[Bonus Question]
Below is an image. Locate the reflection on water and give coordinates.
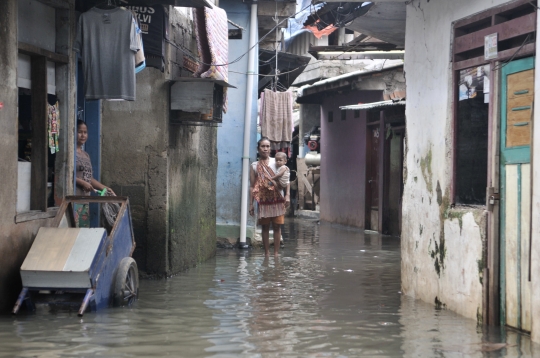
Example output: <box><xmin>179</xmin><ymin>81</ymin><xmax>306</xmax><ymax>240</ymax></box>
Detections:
<box><xmin>0</xmin><ymin>219</ymin><xmax>537</xmax><ymax>357</ymax></box>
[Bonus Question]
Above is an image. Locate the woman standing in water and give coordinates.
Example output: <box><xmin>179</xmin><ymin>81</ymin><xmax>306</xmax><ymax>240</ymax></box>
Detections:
<box><xmin>249</xmin><ymin>137</ymin><xmax>290</xmax><ymax>256</ymax></box>
<box><xmin>75</xmin><ymin>120</ymin><xmax>114</xmax><ymax>227</ymax></box>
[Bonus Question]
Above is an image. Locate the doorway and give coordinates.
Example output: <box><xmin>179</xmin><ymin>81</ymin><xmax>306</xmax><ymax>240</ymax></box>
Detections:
<box><xmin>365</xmin><ymin>117</ymin><xmax>380</xmax><ymax>231</ymax></box>
<box><xmin>76</xmin><ymin>62</ymin><xmax>101</xmax><ymax>226</ymax></box>
<box><xmin>364</xmin><ymin>107</ymin><xmax>405</xmax><ymax>235</ymax></box>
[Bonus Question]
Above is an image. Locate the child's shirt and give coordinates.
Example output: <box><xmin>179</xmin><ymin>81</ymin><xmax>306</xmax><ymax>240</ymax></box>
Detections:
<box><xmin>276</xmin><ymin>166</ymin><xmax>290</xmax><ymax>188</ymax></box>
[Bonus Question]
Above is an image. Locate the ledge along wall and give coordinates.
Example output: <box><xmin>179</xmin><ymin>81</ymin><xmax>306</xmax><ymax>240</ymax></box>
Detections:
<box><xmin>216</xmin><ymin>0</ymin><xmax>258</xmax><ymax>242</ymax></box>
<box><xmin>401</xmin><ymin>0</ymin><xmax>512</xmax><ymax>322</ymax></box>
<box><xmin>0</xmin><ymin>0</ymin><xmax>76</xmax><ymax>312</ymax></box>
<box><xmin>101</xmin><ymin>8</ymin><xmax>216</xmax><ymax>277</ymax></box>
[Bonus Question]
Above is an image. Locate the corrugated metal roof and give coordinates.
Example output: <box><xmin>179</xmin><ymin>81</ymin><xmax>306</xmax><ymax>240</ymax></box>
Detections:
<box><xmin>340</xmin><ymin>99</ymin><xmax>405</xmax><ymax>111</ymax></box>
<box><xmin>298</xmin><ymin>62</ymin><xmax>403</xmax><ymax>96</ymax></box>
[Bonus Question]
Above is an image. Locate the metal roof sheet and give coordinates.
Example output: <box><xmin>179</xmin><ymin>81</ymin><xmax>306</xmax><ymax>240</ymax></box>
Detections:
<box><xmin>340</xmin><ymin>99</ymin><xmax>405</xmax><ymax>111</ymax></box>
<box><xmin>298</xmin><ymin>62</ymin><xmax>403</xmax><ymax>96</ymax></box>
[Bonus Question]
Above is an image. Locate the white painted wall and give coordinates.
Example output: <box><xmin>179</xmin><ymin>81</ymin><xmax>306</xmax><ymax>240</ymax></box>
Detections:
<box><xmin>402</xmin><ymin>0</ymin><xmax>510</xmax><ymax>322</ymax></box>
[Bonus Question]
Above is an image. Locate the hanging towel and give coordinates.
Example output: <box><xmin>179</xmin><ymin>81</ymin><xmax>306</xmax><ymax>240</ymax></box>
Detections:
<box><xmin>260</xmin><ymin>89</ymin><xmax>293</xmax><ymax>150</ymax></box>
<box><xmin>193</xmin><ymin>4</ymin><xmax>229</xmax><ymax>112</ymax></box>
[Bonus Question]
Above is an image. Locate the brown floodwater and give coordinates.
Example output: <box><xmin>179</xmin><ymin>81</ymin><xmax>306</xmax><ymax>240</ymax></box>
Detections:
<box><xmin>0</xmin><ymin>218</ymin><xmax>537</xmax><ymax>357</ymax></box>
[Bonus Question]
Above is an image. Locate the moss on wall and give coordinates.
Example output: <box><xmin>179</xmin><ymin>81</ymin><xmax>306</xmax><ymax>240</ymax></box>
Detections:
<box><xmin>168</xmin><ymin>126</ymin><xmax>217</xmax><ymax>275</ymax></box>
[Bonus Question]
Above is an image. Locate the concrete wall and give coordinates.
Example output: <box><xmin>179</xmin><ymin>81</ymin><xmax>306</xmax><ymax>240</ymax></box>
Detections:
<box><xmin>169</xmin><ymin>126</ymin><xmax>217</xmax><ymax>272</ymax></box>
<box><xmin>216</xmin><ymin>0</ymin><xmax>258</xmax><ymax>241</ymax></box>
<box><xmin>0</xmin><ymin>0</ymin><xmax>76</xmax><ymax>312</ymax></box>
<box><xmin>0</xmin><ymin>0</ymin><xmax>29</xmax><ymax>313</ymax></box>
<box><xmin>319</xmin><ymin>90</ymin><xmax>382</xmax><ymax>227</ymax></box>
<box><xmin>101</xmin><ymin>7</ymin><xmax>216</xmax><ymax>277</ymax></box>
<box><xmin>402</xmin><ymin>0</ymin><xmax>507</xmax><ymax>322</ymax></box>
<box><xmin>101</xmin><ymin>67</ymin><xmax>170</xmax><ymax>275</ymax></box>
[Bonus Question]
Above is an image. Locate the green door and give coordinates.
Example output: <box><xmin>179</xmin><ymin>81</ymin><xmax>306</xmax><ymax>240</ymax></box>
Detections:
<box><xmin>500</xmin><ymin>57</ymin><xmax>534</xmax><ymax>331</ymax></box>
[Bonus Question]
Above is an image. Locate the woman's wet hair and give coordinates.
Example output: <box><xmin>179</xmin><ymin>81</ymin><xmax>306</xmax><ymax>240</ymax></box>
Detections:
<box><xmin>77</xmin><ymin>120</ymin><xmax>87</xmax><ymax>129</ymax></box>
<box><xmin>257</xmin><ymin>137</ymin><xmax>270</xmax><ymax>149</ymax></box>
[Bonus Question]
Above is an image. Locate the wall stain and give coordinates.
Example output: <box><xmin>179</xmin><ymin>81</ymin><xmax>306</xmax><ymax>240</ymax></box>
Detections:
<box><xmin>436</xmin><ymin>180</ymin><xmax>442</xmax><ymax>206</ymax></box>
<box><xmin>420</xmin><ymin>146</ymin><xmax>433</xmax><ymax>193</ymax></box>
<box><xmin>445</xmin><ymin>210</ymin><xmax>464</xmax><ymax>234</ymax></box>
<box><xmin>428</xmin><ymin>233</ymin><xmax>444</xmax><ymax>277</ymax></box>
<box><xmin>430</xmin><ymin>185</ymin><xmax>450</xmax><ymax>278</ymax></box>
<box><xmin>476</xmin><ymin>258</ymin><xmax>484</xmax><ymax>285</ymax></box>
<box><xmin>477</xmin><ymin>307</ymin><xmax>483</xmax><ymax>325</ymax></box>
<box><xmin>434</xmin><ymin>296</ymin><xmax>446</xmax><ymax>309</ymax></box>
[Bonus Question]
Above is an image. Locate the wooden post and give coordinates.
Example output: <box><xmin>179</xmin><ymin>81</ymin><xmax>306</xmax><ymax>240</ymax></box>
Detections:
<box><xmin>487</xmin><ymin>65</ymin><xmax>501</xmax><ymax>325</ymax></box>
<box><xmin>30</xmin><ymin>56</ymin><xmax>48</xmax><ymax>211</ymax></box>
<box><xmin>378</xmin><ymin>110</ymin><xmax>385</xmax><ymax>232</ymax></box>
<box><xmin>296</xmin><ymin>158</ymin><xmax>308</xmax><ymax>210</ymax></box>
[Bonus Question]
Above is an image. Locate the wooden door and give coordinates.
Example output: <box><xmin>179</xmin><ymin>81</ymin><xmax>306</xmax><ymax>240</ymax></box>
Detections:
<box><xmin>365</xmin><ymin>123</ymin><xmax>380</xmax><ymax>231</ymax></box>
<box><xmin>500</xmin><ymin>57</ymin><xmax>534</xmax><ymax>331</ymax></box>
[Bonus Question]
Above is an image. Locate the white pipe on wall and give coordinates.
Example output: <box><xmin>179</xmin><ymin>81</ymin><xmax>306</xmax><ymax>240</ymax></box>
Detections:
<box><xmin>239</xmin><ymin>2</ymin><xmax>258</xmax><ymax>247</ymax></box>
<box><xmin>298</xmin><ymin>104</ymin><xmax>304</xmax><ymax>158</ymax></box>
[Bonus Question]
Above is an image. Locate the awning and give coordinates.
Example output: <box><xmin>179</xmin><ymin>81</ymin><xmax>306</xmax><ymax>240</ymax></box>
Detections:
<box><xmin>296</xmin><ymin>63</ymin><xmax>404</xmax><ymax>104</ymax></box>
<box><xmin>304</xmin><ymin>2</ymin><xmax>406</xmax><ymax>47</ymax></box>
<box><xmin>340</xmin><ymin>99</ymin><xmax>405</xmax><ymax>111</ymax></box>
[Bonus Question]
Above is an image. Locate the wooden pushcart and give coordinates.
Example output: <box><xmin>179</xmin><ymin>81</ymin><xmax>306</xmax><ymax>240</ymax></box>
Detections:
<box><xmin>12</xmin><ymin>196</ymin><xmax>138</xmax><ymax>316</ymax></box>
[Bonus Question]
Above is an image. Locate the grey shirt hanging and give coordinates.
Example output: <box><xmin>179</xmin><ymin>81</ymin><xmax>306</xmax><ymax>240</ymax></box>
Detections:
<box><xmin>74</xmin><ymin>7</ymin><xmax>138</xmax><ymax>101</ymax></box>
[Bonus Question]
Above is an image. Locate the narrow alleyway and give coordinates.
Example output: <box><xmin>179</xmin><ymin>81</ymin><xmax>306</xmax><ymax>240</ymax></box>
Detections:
<box><xmin>0</xmin><ymin>219</ymin><xmax>537</xmax><ymax>357</ymax></box>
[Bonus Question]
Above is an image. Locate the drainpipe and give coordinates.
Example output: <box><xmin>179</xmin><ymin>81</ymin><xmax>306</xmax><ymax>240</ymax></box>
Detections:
<box><xmin>239</xmin><ymin>1</ymin><xmax>258</xmax><ymax>249</ymax></box>
<box><xmin>298</xmin><ymin>104</ymin><xmax>304</xmax><ymax>158</ymax></box>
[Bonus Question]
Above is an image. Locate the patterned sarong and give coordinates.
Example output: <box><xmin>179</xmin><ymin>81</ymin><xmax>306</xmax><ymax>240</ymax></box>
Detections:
<box><xmin>253</xmin><ymin>160</ymin><xmax>286</xmax><ymax>218</ymax></box>
<box><xmin>74</xmin><ymin>203</ymin><xmax>90</xmax><ymax>228</ymax></box>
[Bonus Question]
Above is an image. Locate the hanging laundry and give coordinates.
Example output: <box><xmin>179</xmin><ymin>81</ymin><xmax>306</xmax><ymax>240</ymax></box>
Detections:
<box><xmin>48</xmin><ymin>101</ymin><xmax>59</xmax><ymax>154</ymax></box>
<box><xmin>125</xmin><ymin>5</ymin><xmax>168</xmax><ymax>72</ymax></box>
<box><xmin>74</xmin><ymin>7</ymin><xmax>139</xmax><ymax>101</ymax></box>
<box><xmin>132</xmin><ymin>13</ymin><xmax>146</xmax><ymax>73</ymax></box>
<box><xmin>193</xmin><ymin>4</ymin><xmax>229</xmax><ymax>112</ymax></box>
<box><xmin>260</xmin><ymin>89</ymin><xmax>294</xmax><ymax>150</ymax></box>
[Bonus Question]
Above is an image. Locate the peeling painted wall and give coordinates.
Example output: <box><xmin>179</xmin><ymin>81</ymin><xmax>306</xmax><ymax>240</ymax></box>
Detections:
<box><xmin>402</xmin><ymin>0</ymin><xmax>509</xmax><ymax>321</ymax></box>
<box><xmin>101</xmin><ymin>8</ymin><xmax>216</xmax><ymax>277</ymax></box>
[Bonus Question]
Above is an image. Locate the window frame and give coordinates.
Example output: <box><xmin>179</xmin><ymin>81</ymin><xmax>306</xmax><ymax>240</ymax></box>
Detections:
<box><xmin>451</xmin><ymin>0</ymin><xmax>537</xmax><ymax>204</ymax></box>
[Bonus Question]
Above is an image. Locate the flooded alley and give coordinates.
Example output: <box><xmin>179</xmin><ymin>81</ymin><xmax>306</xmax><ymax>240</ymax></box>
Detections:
<box><xmin>0</xmin><ymin>218</ymin><xmax>537</xmax><ymax>357</ymax></box>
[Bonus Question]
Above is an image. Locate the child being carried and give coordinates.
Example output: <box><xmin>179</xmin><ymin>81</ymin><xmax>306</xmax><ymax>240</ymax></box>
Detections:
<box><xmin>269</xmin><ymin>152</ymin><xmax>290</xmax><ymax>188</ymax></box>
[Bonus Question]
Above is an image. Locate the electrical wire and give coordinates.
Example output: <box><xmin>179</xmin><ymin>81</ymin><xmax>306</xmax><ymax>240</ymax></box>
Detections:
<box><xmin>231</xmin><ymin>42</ymin><xmax>400</xmax><ymax>78</ymax></box>
<box><xmin>167</xmin><ymin>3</ymin><xmax>314</xmax><ymax>68</ymax></box>
<box><xmin>172</xmin><ymin>2</ymin><xmax>397</xmax><ymax>78</ymax></box>
<box><xmin>259</xmin><ymin>53</ymin><xmax>277</xmax><ymax>64</ymax></box>
<box><xmin>491</xmin><ymin>34</ymin><xmax>533</xmax><ymax>72</ymax></box>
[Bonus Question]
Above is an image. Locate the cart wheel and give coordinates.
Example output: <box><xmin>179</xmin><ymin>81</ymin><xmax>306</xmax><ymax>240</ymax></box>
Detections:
<box><xmin>113</xmin><ymin>257</ymin><xmax>139</xmax><ymax>307</ymax></box>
